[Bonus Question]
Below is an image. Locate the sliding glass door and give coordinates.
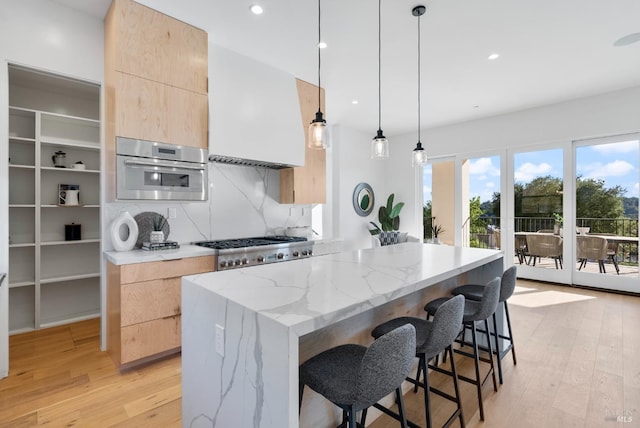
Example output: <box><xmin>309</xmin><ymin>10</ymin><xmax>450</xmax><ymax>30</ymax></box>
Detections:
<box><xmin>510</xmin><ymin>147</ymin><xmax>570</xmax><ymax>284</ymax></box>
<box><xmin>573</xmin><ymin>134</ymin><xmax>639</xmax><ymax>293</ymax></box>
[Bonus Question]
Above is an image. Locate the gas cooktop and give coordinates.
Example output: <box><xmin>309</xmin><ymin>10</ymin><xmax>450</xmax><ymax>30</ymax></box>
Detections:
<box><xmin>193</xmin><ymin>236</ymin><xmax>313</xmax><ymax>270</ymax></box>
<box><xmin>193</xmin><ymin>235</ymin><xmax>307</xmax><ymax>250</ymax></box>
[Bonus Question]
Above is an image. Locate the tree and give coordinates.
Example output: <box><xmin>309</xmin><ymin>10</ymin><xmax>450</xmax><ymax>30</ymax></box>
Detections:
<box><xmin>469</xmin><ymin>196</ymin><xmax>486</xmax><ymax>233</ymax></box>
<box><xmin>575</xmin><ymin>177</ymin><xmax>624</xmax><ymax>219</ymax></box>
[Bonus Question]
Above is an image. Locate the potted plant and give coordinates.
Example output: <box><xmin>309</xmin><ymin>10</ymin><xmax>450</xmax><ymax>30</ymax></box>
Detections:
<box><xmin>150</xmin><ymin>215</ymin><xmax>167</xmax><ymax>243</ymax></box>
<box><xmin>368</xmin><ymin>193</ymin><xmax>404</xmax><ymax>235</ymax></box>
<box><xmin>553</xmin><ymin>213</ymin><xmax>563</xmax><ymax>236</ymax></box>
<box><xmin>432</xmin><ymin>220</ymin><xmax>444</xmax><ymax>244</ymax></box>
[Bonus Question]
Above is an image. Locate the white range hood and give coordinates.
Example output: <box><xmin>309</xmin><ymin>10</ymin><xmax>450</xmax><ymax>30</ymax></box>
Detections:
<box><xmin>209</xmin><ymin>44</ymin><xmax>305</xmax><ymax>169</ymax></box>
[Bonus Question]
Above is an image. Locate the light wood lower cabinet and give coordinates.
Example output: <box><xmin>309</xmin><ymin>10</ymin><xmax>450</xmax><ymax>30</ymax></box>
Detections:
<box><xmin>107</xmin><ymin>255</ymin><xmax>214</xmax><ymax>368</ymax></box>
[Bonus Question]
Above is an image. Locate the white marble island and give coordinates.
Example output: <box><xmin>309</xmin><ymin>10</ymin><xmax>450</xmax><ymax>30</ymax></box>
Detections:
<box><xmin>182</xmin><ymin>243</ymin><xmax>503</xmax><ymax>428</ymax></box>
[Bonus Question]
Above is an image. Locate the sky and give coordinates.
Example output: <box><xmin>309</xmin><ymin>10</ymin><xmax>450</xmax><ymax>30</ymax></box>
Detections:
<box><xmin>423</xmin><ymin>139</ymin><xmax>640</xmax><ymax>203</ymax></box>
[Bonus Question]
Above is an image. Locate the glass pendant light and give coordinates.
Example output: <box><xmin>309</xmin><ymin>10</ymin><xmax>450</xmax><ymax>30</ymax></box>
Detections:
<box><xmin>412</xmin><ymin>5</ymin><xmax>428</xmax><ymax>167</ymax></box>
<box><xmin>308</xmin><ymin>0</ymin><xmax>326</xmax><ymax>149</ymax></box>
<box><xmin>371</xmin><ymin>0</ymin><xmax>389</xmax><ymax>159</ymax></box>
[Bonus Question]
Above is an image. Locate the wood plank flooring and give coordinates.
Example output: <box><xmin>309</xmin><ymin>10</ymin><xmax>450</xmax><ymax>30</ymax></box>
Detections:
<box><xmin>0</xmin><ymin>279</ymin><xmax>638</xmax><ymax>427</ymax></box>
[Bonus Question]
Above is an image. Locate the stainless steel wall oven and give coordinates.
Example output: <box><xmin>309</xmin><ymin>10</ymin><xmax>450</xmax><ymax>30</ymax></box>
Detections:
<box><xmin>116</xmin><ymin>137</ymin><xmax>208</xmax><ymax>201</ymax></box>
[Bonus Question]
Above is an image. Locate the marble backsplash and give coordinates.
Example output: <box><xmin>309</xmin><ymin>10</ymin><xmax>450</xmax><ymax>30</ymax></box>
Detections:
<box><xmin>103</xmin><ymin>163</ymin><xmax>312</xmax><ymax>250</ymax></box>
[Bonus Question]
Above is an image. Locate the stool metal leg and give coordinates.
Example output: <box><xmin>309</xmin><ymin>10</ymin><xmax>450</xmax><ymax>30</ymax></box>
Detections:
<box><xmin>396</xmin><ymin>387</ymin><xmax>409</xmax><ymax>428</ymax></box>
<box><xmin>420</xmin><ymin>355</ymin><xmax>432</xmax><ymax>428</ymax></box>
<box><xmin>483</xmin><ymin>319</ymin><xmax>498</xmax><ymax>392</ymax></box>
<box><xmin>504</xmin><ymin>301</ymin><xmax>517</xmax><ymax>365</ymax></box>
<box><xmin>447</xmin><ymin>345</ymin><xmax>465</xmax><ymax>428</ymax></box>
<box><xmin>470</xmin><ymin>323</ymin><xmax>485</xmax><ymax>421</ymax></box>
<box><xmin>492</xmin><ymin>311</ymin><xmax>503</xmax><ymax>384</ymax></box>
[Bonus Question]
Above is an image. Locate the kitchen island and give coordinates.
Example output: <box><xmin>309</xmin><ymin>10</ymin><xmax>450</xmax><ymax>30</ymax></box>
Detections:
<box><xmin>182</xmin><ymin>243</ymin><xmax>503</xmax><ymax>428</ymax></box>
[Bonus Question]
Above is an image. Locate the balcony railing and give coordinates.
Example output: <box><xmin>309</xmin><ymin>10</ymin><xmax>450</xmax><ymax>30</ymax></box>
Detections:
<box><xmin>465</xmin><ymin>216</ymin><xmax>638</xmax><ymax>263</ymax></box>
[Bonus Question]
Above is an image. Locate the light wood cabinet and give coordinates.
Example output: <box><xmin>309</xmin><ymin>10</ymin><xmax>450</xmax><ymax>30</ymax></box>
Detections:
<box><xmin>105</xmin><ymin>0</ymin><xmax>209</xmax><ymax>200</ymax></box>
<box><xmin>107</xmin><ymin>256</ymin><xmax>214</xmax><ymax>368</ymax></box>
<box><xmin>280</xmin><ymin>79</ymin><xmax>326</xmax><ymax>204</ymax></box>
<box><xmin>109</xmin><ymin>0</ymin><xmax>207</xmax><ymax>94</ymax></box>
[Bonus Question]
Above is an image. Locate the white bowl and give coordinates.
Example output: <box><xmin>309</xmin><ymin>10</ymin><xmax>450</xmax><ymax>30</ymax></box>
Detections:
<box><xmin>577</xmin><ymin>227</ymin><xmax>590</xmax><ymax>235</ymax></box>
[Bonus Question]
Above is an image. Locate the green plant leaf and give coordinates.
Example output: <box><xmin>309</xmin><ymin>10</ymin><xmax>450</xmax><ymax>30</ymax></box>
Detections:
<box><xmin>386</xmin><ymin>194</ymin><xmax>395</xmax><ymax>212</ymax></box>
<box><xmin>392</xmin><ymin>216</ymin><xmax>400</xmax><ymax>230</ymax></box>
<box><xmin>360</xmin><ymin>194</ymin><xmax>370</xmax><ymax>210</ymax></box>
<box><xmin>389</xmin><ymin>202</ymin><xmax>404</xmax><ymax>219</ymax></box>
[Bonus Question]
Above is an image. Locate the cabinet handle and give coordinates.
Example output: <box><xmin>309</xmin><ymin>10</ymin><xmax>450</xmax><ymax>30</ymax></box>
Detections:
<box><xmin>0</xmin><ymin>273</ymin><xmax>6</xmax><ymax>287</ymax></box>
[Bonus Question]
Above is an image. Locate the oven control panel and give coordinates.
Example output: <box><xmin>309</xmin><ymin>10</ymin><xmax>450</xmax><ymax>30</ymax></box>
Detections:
<box><xmin>216</xmin><ymin>244</ymin><xmax>314</xmax><ymax>271</ymax></box>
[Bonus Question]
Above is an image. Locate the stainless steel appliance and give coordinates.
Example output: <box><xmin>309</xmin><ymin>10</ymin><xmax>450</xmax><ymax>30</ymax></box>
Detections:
<box><xmin>116</xmin><ymin>137</ymin><xmax>208</xmax><ymax>201</ymax></box>
<box><xmin>193</xmin><ymin>236</ymin><xmax>313</xmax><ymax>271</ymax></box>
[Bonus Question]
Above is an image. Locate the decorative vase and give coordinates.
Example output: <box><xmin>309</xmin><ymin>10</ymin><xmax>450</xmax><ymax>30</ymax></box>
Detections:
<box><xmin>432</xmin><ymin>237</ymin><xmax>440</xmax><ymax>245</ymax></box>
<box><xmin>110</xmin><ymin>211</ymin><xmax>139</xmax><ymax>251</ymax></box>
<box><xmin>149</xmin><ymin>230</ymin><xmax>165</xmax><ymax>243</ymax></box>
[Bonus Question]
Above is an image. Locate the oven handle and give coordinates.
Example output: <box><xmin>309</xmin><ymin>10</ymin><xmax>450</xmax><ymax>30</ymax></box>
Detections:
<box><xmin>124</xmin><ymin>158</ymin><xmax>206</xmax><ymax>171</ymax></box>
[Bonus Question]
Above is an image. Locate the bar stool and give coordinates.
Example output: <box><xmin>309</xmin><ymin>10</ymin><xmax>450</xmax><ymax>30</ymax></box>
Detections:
<box><xmin>299</xmin><ymin>324</ymin><xmax>416</xmax><ymax>428</ymax></box>
<box><xmin>371</xmin><ymin>295</ymin><xmax>465</xmax><ymax>428</ymax></box>
<box><xmin>450</xmin><ymin>266</ymin><xmax>517</xmax><ymax>384</ymax></box>
<box><xmin>424</xmin><ymin>277</ymin><xmax>500</xmax><ymax>422</ymax></box>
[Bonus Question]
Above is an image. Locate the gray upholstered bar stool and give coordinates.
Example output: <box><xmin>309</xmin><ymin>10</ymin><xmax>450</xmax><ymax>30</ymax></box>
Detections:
<box><xmin>450</xmin><ymin>266</ymin><xmax>517</xmax><ymax>384</ymax></box>
<box><xmin>371</xmin><ymin>295</ymin><xmax>465</xmax><ymax>428</ymax></box>
<box><xmin>299</xmin><ymin>324</ymin><xmax>416</xmax><ymax>428</ymax></box>
<box><xmin>423</xmin><ymin>277</ymin><xmax>500</xmax><ymax>422</ymax></box>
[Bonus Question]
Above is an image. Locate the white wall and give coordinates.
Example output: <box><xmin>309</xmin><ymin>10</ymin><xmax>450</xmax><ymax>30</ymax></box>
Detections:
<box><xmin>331</xmin><ymin>125</ymin><xmax>392</xmax><ymax>251</ymax></box>
<box><xmin>386</xmin><ymin>86</ymin><xmax>640</xmax><ymax>245</ymax></box>
<box><xmin>0</xmin><ymin>0</ymin><xmax>104</xmax><ymax>376</ymax></box>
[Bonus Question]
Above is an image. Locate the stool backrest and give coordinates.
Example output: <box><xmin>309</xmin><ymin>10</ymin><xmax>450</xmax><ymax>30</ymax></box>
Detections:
<box><xmin>421</xmin><ymin>294</ymin><xmax>465</xmax><ymax>358</ymax></box>
<box><xmin>474</xmin><ymin>277</ymin><xmax>501</xmax><ymax>321</ymax></box>
<box><xmin>500</xmin><ymin>266</ymin><xmax>518</xmax><ymax>302</ymax></box>
<box><xmin>356</xmin><ymin>323</ymin><xmax>416</xmax><ymax>409</ymax></box>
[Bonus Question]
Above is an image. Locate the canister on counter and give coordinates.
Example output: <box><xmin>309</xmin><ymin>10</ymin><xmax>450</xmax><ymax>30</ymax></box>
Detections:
<box><xmin>65</xmin><ymin>223</ymin><xmax>81</xmax><ymax>241</ymax></box>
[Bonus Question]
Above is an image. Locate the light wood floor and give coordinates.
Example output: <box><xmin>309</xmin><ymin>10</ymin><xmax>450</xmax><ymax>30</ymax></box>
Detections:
<box><xmin>1</xmin><ymin>279</ymin><xmax>639</xmax><ymax>427</ymax></box>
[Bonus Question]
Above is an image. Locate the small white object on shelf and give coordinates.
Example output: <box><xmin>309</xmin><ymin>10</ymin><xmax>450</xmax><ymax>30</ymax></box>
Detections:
<box><xmin>110</xmin><ymin>211</ymin><xmax>139</xmax><ymax>251</ymax></box>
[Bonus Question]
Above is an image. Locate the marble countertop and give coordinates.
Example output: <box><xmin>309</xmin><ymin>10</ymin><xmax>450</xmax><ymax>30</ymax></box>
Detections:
<box><xmin>183</xmin><ymin>243</ymin><xmax>502</xmax><ymax>336</ymax></box>
<box><xmin>103</xmin><ymin>244</ymin><xmax>216</xmax><ymax>265</ymax></box>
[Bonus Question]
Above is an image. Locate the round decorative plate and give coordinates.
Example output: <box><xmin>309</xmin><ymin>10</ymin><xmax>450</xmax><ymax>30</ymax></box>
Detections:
<box><xmin>134</xmin><ymin>211</ymin><xmax>170</xmax><ymax>248</ymax></box>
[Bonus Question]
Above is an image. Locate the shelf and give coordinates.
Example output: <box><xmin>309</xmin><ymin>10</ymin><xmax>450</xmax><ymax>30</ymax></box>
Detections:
<box><xmin>9</xmin><ymin>164</ymin><xmax>36</xmax><ymax>170</ymax></box>
<box><xmin>40</xmin><ymin>166</ymin><xmax>100</xmax><ymax>173</ymax></box>
<box><xmin>40</xmin><ymin>272</ymin><xmax>100</xmax><ymax>284</ymax></box>
<box><xmin>8</xmin><ymin>280</ymin><xmax>36</xmax><ymax>288</ymax></box>
<box><xmin>9</xmin><ymin>136</ymin><xmax>35</xmax><ymax>143</ymax></box>
<box><xmin>41</xmin><ymin>205</ymin><xmax>100</xmax><ymax>209</ymax></box>
<box><xmin>8</xmin><ymin>69</ymin><xmax>100</xmax><ymax>332</ymax></box>
<box><xmin>9</xmin><ymin>242</ymin><xmax>35</xmax><ymax>248</ymax></box>
<box><xmin>40</xmin><ymin>239</ymin><xmax>100</xmax><ymax>246</ymax></box>
<box><xmin>41</xmin><ymin>137</ymin><xmax>100</xmax><ymax>150</ymax></box>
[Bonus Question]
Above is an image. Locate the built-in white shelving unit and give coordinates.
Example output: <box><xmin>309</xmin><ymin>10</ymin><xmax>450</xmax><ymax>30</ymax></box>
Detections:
<box><xmin>7</xmin><ymin>66</ymin><xmax>101</xmax><ymax>334</ymax></box>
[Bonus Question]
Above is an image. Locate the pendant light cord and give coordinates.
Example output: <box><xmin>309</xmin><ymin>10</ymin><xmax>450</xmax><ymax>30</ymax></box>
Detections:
<box><xmin>417</xmin><ymin>9</ymin><xmax>421</xmax><ymax>143</ymax></box>
<box><xmin>377</xmin><ymin>0</ymin><xmax>382</xmax><ymax>132</ymax></box>
<box><xmin>317</xmin><ymin>0</ymin><xmax>322</xmax><ymax>113</ymax></box>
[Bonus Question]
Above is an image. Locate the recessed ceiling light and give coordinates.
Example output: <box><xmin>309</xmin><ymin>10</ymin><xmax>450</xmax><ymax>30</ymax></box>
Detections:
<box><xmin>249</xmin><ymin>4</ymin><xmax>263</xmax><ymax>15</ymax></box>
<box><xmin>352</xmin><ymin>100</ymin><xmax>359</xmax><ymax>105</ymax></box>
<box><xmin>614</xmin><ymin>32</ymin><xmax>640</xmax><ymax>47</ymax></box>
<box><xmin>487</xmin><ymin>53</ymin><xmax>500</xmax><ymax>60</ymax></box>
<box><xmin>473</xmin><ymin>105</ymin><xmax>480</xmax><ymax>108</ymax></box>
<box><xmin>317</xmin><ymin>41</ymin><xmax>327</xmax><ymax>49</ymax></box>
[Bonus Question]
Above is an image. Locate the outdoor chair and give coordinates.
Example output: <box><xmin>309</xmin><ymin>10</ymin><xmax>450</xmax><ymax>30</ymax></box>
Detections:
<box><xmin>591</xmin><ymin>233</ymin><xmax>620</xmax><ymax>274</ymax></box>
<box><xmin>526</xmin><ymin>234</ymin><xmax>563</xmax><ymax>268</ymax></box>
<box><xmin>576</xmin><ymin>235</ymin><xmax>609</xmax><ymax>273</ymax></box>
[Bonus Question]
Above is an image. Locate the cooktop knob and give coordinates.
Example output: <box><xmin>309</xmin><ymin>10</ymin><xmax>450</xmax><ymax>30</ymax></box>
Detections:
<box><xmin>257</xmin><ymin>255</ymin><xmax>265</xmax><ymax>263</ymax></box>
<box><xmin>301</xmin><ymin>250</ymin><xmax>308</xmax><ymax>256</ymax></box>
<box><xmin>242</xmin><ymin>258</ymin><xmax>248</xmax><ymax>265</ymax></box>
<box><xmin>308</xmin><ymin>249</ymin><xmax>313</xmax><ymax>256</ymax></box>
<box><xmin>277</xmin><ymin>253</ymin><xmax>284</xmax><ymax>260</ymax></box>
<box><xmin>292</xmin><ymin>251</ymin><xmax>299</xmax><ymax>257</ymax></box>
<box><xmin>220</xmin><ymin>261</ymin><xmax>228</xmax><ymax>268</ymax></box>
<box><xmin>235</xmin><ymin>259</ymin><xmax>241</xmax><ymax>266</ymax></box>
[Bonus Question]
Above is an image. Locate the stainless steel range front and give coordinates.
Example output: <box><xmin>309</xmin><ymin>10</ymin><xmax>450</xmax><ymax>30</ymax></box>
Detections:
<box><xmin>193</xmin><ymin>236</ymin><xmax>314</xmax><ymax>270</ymax></box>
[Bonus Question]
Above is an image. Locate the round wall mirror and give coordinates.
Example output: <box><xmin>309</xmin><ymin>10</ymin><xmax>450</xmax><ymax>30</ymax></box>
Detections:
<box><xmin>353</xmin><ymin>182</ymin><xmax>375</xmax><ymax>217</ymax></box>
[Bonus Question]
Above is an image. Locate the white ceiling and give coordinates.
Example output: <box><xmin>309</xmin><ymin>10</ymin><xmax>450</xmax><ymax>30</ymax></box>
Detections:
<box><xmin>53</xmin><ymin>0</ymin><xmax>640</xmax><ymax>137</ymax></box>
